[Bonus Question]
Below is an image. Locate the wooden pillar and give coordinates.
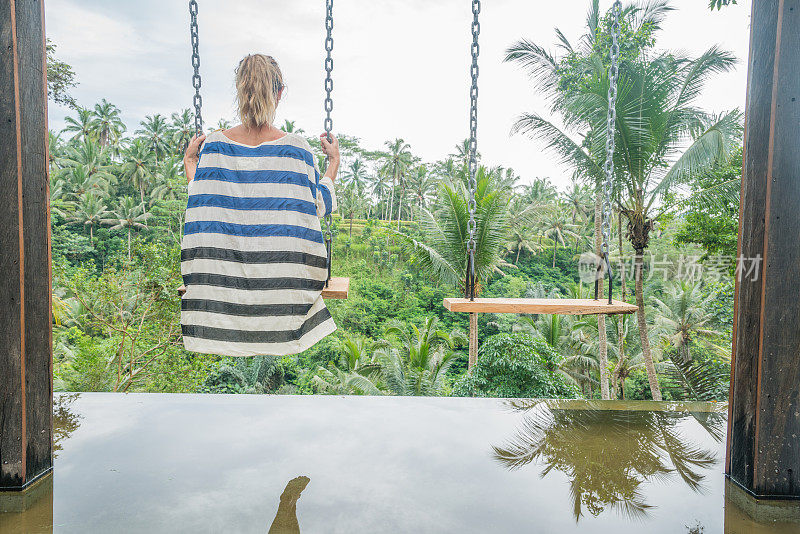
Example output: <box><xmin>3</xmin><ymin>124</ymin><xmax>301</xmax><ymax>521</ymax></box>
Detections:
<box><xmin>468</xmin><ymin>313</ymin><xmax>478</xmax><ymax>371</ymax></box>
<box><xmin>726</xmin><ymin>0</ymin><xmax>800</xmax><ymax>499</ymax></box>
<box><xmin>0</xmin><ymin>0</ymin><xmax>53</xmax><ymax>491</ymax></box>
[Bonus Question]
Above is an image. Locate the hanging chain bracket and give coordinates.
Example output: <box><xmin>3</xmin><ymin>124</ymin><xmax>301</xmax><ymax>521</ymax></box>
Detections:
<box><xmin>323</xmin><ymin>0</ymin><xmax>334</xmax><ymax>286</ymax></box>
<box><xmin>596</xmin><ymin>0</ymin><xmax>622</xmax><ymax>305</ymax></box>
<box><xmin>189</xmin><ymin>0</ymin><xmax>203</xmax><ymax>137</ymax></box>
<box><xmin>465</xmin><ymin>0</ymin><xmax>480</xmax><ymax>301</ymax></box>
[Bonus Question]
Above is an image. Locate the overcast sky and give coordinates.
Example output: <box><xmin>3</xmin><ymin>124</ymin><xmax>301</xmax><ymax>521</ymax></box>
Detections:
<box><xmin>45</xmin><ymin>0</ymin><xmax>751</xmax><ymax>189</ymax></box>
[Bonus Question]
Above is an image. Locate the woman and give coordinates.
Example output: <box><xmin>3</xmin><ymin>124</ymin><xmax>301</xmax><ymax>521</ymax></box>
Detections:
<box><xmin>181</xmin><ymin>54</ymin><xmax>339</xmax><ymax>357</ymax></box>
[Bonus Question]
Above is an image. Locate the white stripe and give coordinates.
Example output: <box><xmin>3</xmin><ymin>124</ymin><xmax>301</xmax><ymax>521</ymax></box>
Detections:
<box><xmin>180</xmin><ymin>233</ymin><xmax>328</xmax><ymax>255</ymax></box>
<box><xmin>200</xmin><ymin>152</ymin><xmax>315</xmax><ymax>175</ymax></box>
<box><xmin>181</xmin><ymin>285</ymin><xmax>320</xmax><ymax>305</ymax></box>
<box><xmin>185</xmin><ymin>206</ymin><xmax>321</xmax><ymax>230</ymax></box>
<box><xmin>181</xmin><ymin>258</ymin><xmax>327</xmax><ymax>281</ymax></box>
<box><xmin>182</xmin><ymin>299</ymin><xmax>328</xmax><ymax>332</ymax></box>
<box><xmin>182</xmin><ymin>315</ymin><xmax>337</xmax><ymax>357</ymax></box>
<box><xmin>188</xmin><ymin>180</ymin><xmax>314</xmax><ymax>202</ymax></box>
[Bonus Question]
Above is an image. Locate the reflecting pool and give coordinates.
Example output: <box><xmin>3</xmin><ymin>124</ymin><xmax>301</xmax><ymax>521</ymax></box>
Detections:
<box><xmin>0</xmin><ymin>394</ymin><xmax>797</xmax><ymax>533</ymax></box>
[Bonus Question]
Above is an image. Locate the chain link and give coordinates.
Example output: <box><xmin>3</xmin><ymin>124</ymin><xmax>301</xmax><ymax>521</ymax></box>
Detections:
<box><xmin>465</xmin><ymin>0</ymin><xmax>481</xmax><ymax>299</ymax></box>
<box><xmin>323</xmin><ymin>0</ymin><xmax>334</xmax><ymax>282</ymax></box>
<box><xmin>467</xmin><ymin>0</ymin><xmax>480</xmax><ymax>252</ymax></box>
<box><xmin>602</xmin><ymin>1</ymin><xmax>621</xmax><ymax>263</ymax></box>
<box><xmin>189</xmin><ymin>0</ymin><xmax>203</xmax><ymax>136</ymax></box>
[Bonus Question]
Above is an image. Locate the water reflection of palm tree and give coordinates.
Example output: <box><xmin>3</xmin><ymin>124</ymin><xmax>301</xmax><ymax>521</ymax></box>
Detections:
<box><xmin>492</xmin><ymin>400</ymin><xmax>725</xmax><ymax>521</ymax></box>
<box><xmin>267</xmin><ymin>476</ymin><xmax>310</xmax><ymax>534</ymax></box>
<box><xmin>53</xmin><ymin>393</ymin><xmax>82</xmax><ymax>458</ymax></box>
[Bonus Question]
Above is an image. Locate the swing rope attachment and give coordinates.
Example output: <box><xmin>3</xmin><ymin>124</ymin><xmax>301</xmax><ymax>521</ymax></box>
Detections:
<box><xmin>323</xmin><ymin>0</ymin><xmax>334</xmax><ymax>287</ymax></box>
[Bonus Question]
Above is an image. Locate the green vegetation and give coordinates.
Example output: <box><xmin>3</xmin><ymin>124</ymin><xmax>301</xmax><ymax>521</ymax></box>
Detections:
<box><xmin>49</xmin><ymin>0</ymin><xmax>738</xmax><ymax>401</ymax></box>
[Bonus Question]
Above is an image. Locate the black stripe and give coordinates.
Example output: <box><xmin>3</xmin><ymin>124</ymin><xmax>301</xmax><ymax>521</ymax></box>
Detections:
<box><xmin>182</xmin><ymin>273</ymin><xmax>326</xmax><ymax>291</ymax></box>
<box><xmin>181</xmin><ymin>247</ymin><xmax>327</xmax><ymax>268</ymax></box>
<box><xmin>181</xmin><ymin>299</ymin><xmax>312</xmax><ymax>317</ymax></box>
<box><xmin>182</xmin><ymin>308</ymin><xmax>333</xmax><ymax>343</ymax></box>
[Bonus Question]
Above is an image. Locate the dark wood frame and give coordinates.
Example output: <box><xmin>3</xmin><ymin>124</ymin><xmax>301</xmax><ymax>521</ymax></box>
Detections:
<box><xmin>0</xmin><ymin>0</ymin><xmax>53</xmax><ymax>491</ymax></box>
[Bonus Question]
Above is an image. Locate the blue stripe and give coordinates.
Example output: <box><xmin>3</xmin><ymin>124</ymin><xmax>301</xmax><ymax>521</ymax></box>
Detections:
<box><xmin>194</xmin><ymin>167</ymin><xmax>312</xmax><ymax>187</ymax></box>
<box><xmin>202</xmin><ymin>141</ymin><xmax>315</xmax><ymax>167</ymax></box>
<box><xmin>319</xmin><ymin>182</ymin><xmax>333</xmax><ymax>214</ymax></box>
<box><xmin>184</xmin><ymin>221</ymin><xmax>323</xmax><ymax>243</ymax></box>
<box><xmin>187</xmin><ymin>194</ymin><xmax>316</xmax><ymax>215</ymax></box>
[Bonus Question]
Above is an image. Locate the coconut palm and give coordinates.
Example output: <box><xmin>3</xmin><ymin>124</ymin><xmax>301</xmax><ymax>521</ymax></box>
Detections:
<box><xmin>69</xmin><ymin>193</ymin><xmax>109</xmax><ymax>244</ymax></box>
<box><xmin>151</xmin><ymin>158</ymin><xmax>186</xmax><ymax>203</ymax></box>
<box><xmin>170</xmin><ymin>109</ymin><xmax>195</xmax><ymax>153</ymax></box>
<box><xmin>101</xmin><ymin>196</ymin><xmax>152</xmax><ymax>260</ymax></box>
<box><xmin>313</xmin><ymin>334</ymin><xmax>382</xmax><ymax>395</ymax></box>
<box><xmin>541</xmin><ymin>203</ymin><xmax>579</xmax><ymax>268</ymax></box>
<box><xmin>396</xmin><ymin>166</ymin><xmax>511</xmax><ymax>368</ymax></box>
<box><xmin>504</xmin><ymin>1</ymin><xmax>741</xmax><ymax>400</ymax></box>
<box><xmin>407</xmin><ymin>164</ymin><xmax>436</xmax><ymax>218</ymax></box>
<box><xmin>343</xmin><ymin>158</ymin><xmax>367</xmax><ymax>191</ymax></box>
<box><xmin>62</xmin><ymin>107</ymin><xmax>95</xmax><ymax>142</ymax></box>
<box><xmin>338</xmin><ymin>183</ymin><xmax>366</xmax><ymax>237</ymax></box>
<box><xmin>89</xmin><ymin>99</ymin><xmax>126</xmax><ymax>147</ymax></box>
<box><xmin>380</xmin><ymin>138</ymin><xmax>413</xmax><ymax>227</ymax></box>
<box><xmin>57</xmin><ymin>139</ymin><xmax>114</xmax><ymax>183</ymax></box>
<box><xmin>58</xmin><ymin>165</ymin><xmax>109</xmax><ymax>200</ymax></box>
<box><xmin>374</xmin><ymin>318</ymin><xmax>464</xmax><ymax>396</ymax></box>
<box><xmin>121</xmin><ymin>139</ymin><xmax>156</xmax><ymax>202</ymax></box>
<box><xmin>651</xmin><ymin>281</ymin><xmax>721</xmax><ymax>363</ymax></box>
<box><xmin>281</xmin><ymin>119</ymin><xmax>304</xmax><ymax>134</ymax></box>
<box><xmin>135</xmin><ymin>114</ymin><xmax>171</xmax><ymax>163</ymax></box>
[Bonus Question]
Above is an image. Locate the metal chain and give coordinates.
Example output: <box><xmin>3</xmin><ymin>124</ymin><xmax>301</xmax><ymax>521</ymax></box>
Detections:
<box><xmin>323</xmin><ymin>0</ymin><xmax>334</xmax><ymax>284</ymax></box>
<box><xmin>189</xmin><ymin>0</ymin><xmax>203</xmax><ymax>136</ymax></box>
<box><xmin>600</xmin><ymin>0</ymin><xmax>622</xmax><ymax>304</ymax></box>
<box><xmin>466</xmin><ymin>0</ymin><xmax>481</xmax><ymax>300</ymax></box>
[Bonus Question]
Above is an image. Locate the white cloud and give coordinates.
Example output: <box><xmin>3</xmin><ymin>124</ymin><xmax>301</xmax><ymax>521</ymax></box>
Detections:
<box><xmin>46</xmin><ymin>0</ymin><xmax>751</xmax><ymax>189</ymax></box>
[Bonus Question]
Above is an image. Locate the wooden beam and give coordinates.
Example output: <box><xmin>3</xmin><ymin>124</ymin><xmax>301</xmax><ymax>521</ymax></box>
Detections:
<box><xmin>727</xmin><ymin>0</ymin><xmax>800</xmax><ymax>499</ymax></box>
<box><xmin>443</xmin><ymin>298</ymin><xmax>637</xmax><ymax>315</ymax></box>
<box><xmin>0</xmin><ymin>0</ymin><xmax>52</xmax><ymax>492</ymax></box>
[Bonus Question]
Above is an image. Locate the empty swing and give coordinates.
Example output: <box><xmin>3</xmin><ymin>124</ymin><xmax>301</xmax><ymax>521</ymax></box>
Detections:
<box><xmin>444</xmin><ymin>0</ymin><xmax>636</xmax><ymax>318</ymax></box>
<box><xmin>178</xmin><ymin>0</ymin><xmax>349</xmax><ymax>300</ymax></box>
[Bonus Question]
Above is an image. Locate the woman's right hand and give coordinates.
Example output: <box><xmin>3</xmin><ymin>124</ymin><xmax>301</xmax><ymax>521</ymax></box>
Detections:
<box><xmin>183</xmin><ymin>133</ymin><xmax>206</xmax><ymax>183</ymax></box>
<box><xmin>319</xmin><ymin>133</ymin><xmax>340</xmax><ymax>163</ymax></box>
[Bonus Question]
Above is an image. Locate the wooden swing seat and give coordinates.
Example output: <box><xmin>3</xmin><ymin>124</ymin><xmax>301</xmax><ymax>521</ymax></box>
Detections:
<box><xmin>177</xmin><ymin>277</ymin><xmax>350</xmax><ymax>299</ymax></box>
<box><xmin>443</xmin><ymin>297</ymin><xmax>637</xmax><ymax>315</ymax></box>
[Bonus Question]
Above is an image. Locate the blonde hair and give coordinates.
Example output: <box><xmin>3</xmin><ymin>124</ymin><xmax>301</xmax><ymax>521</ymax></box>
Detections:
<box><xmin>235</xmin><ymin>54</ymin><xmax>284</xmax><ymax>129</ymax></box>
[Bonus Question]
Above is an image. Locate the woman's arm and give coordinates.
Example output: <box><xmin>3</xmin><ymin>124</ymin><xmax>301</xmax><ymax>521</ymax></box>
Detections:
<box><xmin>183</xmin><ymin>133</ymin><xmax>207</xmax><ymax>183</ymax></box>
<box><xmin>319</xmin><ymin>133</ymin><xmax>340</xmax><ymax>182</ymax></box>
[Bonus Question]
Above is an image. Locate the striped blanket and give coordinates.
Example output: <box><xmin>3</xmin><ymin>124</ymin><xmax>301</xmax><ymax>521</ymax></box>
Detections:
<box><xmin>180</xmin><ymin>130</ymin><xmax>337</xmax><ymax>356</ymax></box>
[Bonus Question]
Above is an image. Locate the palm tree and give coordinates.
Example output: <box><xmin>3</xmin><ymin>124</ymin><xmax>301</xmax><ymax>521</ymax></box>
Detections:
<box><xmin>651</xmin><ymin>281</ymin><xmax>721</xmax><ymax>363</ymax></box>
<box><xmin>121</xmin><ymin>139</ymin><xmax>156</xmax><ymax>202</ymax></box>
<box><xmin>407</xmin><ymin>164</ymin><xmax>436</xmax><ymax>219</ymax></box>
<box><xmin>396</xmin><ymin>167</ymin><xmax>511</xmax><ymax>369</ymax></box>
<box><xmin>69</xmin><ymin>193</ymin><xmax>109</xmax><ymax>245</ymax></box>
<box><xmin>151</xmin><ymin>158</ymin><xmax>186</xmax><ymax>203</ymax></box>
<box><xmin>380</xmin><ymin>139</ymin><xmax>413</xmax><ymax>227</ymax></box>
<box><xmin>504</xmin><ymin>1</ymin><xmax>741</xmax><ymax>400</ymax></box>
<box><xmin>62</xmin><ymin>107</ymin><xmax>94</xmax><ymax>142</ymax></box>
<box><xmin>541</xmin><ymin>203</ymin><xmax>579</xmax><ymax>268</ymax></box>
<box><xmin>343</xmin><ymin>158</ymin><xmax>367</xmax><ymax>191</ymax></box>
<box><xmin>170</xmin><ymin>109</ymin><xmax>195</xmax><ymax>154</ymax></box>
<box><xmin>281</xmin><ymin>119</ymin><xmax>304</xmax><ymax>134</ymax></box>
<box><xmin>452</xmin><ymin>138</ymin><xmax>481</xmax><ymax>168</ymax></box>
<box><xmin>89</xmin><ymin>99</ymin><xmax>126</xmax><ymax>147</ymax></box>
<box><xmin>313</xmin><ymin>333</ymin><xmax>382</xmax><ymax>395</ymax></box>
<box><xmin>135</xmin><ymin>114</ymin><xmax>171</xmax><ymax>163</ymax></box>
<box><xmin>338</xmin><ymin>183</ymin><xmax>366</xmax><ymax>237</ymax></box>
<box><xmin>101</xmin><ymin>196</ymin><xmax>152</xmax><ymax>260</ymax></box>
<box><xmin>375</xmin><ymin>318</ymin><xmax>464</xmax><ymax>396</ymax></box>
